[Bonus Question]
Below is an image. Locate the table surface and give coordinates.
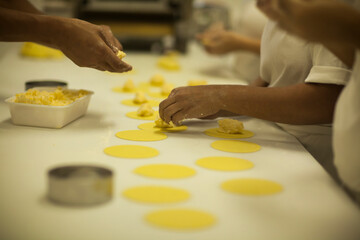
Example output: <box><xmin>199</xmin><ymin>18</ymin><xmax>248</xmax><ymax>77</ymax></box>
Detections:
<box><xmin>0</xmin><ymin>42</ymin><xmax>359</xmax><ymax>240</ymax></box>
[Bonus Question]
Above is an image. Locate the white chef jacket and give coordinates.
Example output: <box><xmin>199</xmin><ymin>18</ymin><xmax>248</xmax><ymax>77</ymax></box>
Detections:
<box><xmin>260</xmin><ymin>21</ymin><xmax>352</xmax><ymax>178</ymax></box>
<box><xmin>333</xmin><ymin>51</ymin><xmax>360</xmax><ymax>203</ymax></box>
<box><xmin>231</xmin><ymin>1</ymin><xmax>267</xmax><ymax>82</ymax></box>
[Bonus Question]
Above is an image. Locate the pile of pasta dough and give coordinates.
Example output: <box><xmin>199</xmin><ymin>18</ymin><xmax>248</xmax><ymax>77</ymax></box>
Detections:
<box><xmin>14</xmin><ymin>88</ymin><xmax>89</xmax><ymax>106</ymax></box>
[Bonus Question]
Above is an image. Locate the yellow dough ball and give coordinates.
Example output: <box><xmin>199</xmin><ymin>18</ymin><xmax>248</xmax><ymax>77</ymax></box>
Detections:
<box><xmin>133</xmin><ymin>91</ymin><xmax>148</xmax><ymax>104</ymax></box>
<box><xmin>116</xmin><ymin>50</ymin><xmax>126</xmax><ymax>59</ymax></box>
<box><xmin>161</xmin><ymin>83</ymin><xmax>174</xmax><ymax>96</ymax></box>
<box><xmin>217</xmin><ymin>119</ymin><xmax>244</xmax><ymax>134</ymax></box>
<box><xmin>150</xmin><ymin>74</ymin><xmax>165</xmax><ymax>87</ymax></box>
<box><xmin>154</xmin><ymin>115</ymin><xmax>174</xmax><ymax>128</ymax></box>
<box><xmin>122</xmin><ymin>79</ymin><xmax>135</xmax><ymax>92</ymax></box>
<box><xmin>137</xmin><ymin>103</ymin><xmax>154</xmax><ymax>117</ymax></box>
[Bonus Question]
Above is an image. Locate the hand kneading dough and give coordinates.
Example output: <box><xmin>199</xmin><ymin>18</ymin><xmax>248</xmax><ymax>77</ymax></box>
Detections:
<box><xmin>122</xmin><ymin>79</ymin><xmax>135</xmax><ymax>92</ymax></box>
<box><xmin>217</xmin><ymin>119</ymin><xmax>244</xmax><ymax>134</ymax></box>
<box><xmin>150</xmin><ymin>74</ymin><xmax>165</xmax><ymax>86</ymax></box>
<box><xmin>133</xmin><ymin>91</ymin><xmax>148</xmax><ymax>104</ymax></box>
<box><xmin>137</xmin><ymin>103</ymin><xmax>154</xmax><ymax>117</ymax></box>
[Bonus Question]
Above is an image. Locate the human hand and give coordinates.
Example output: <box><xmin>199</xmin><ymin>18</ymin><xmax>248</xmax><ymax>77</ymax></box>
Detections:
<box><xmin>159</xmin><ymin>85</ymin><xmax>226</xmax><ymax>125</ymax></box>
<box><xmin>53</xmin><ymin>17</ymin><xmax>132</xmax><ymax>72</ymax></box>
<box><xmin>197</xmin><ymin>23</ymin><xmax>242</xmax><ymax>55</ymax></box>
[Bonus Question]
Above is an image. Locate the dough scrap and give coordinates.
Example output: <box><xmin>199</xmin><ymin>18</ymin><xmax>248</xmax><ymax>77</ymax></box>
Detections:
<box><xmin>217</xmin><ymin>119</ymin><xmax>244</xmax><ymax>134</ymax></box>
<box><xmin>137</xmin><ymin>103</ymin><xmax>154</xmax><ymax>117</ymax></box>
<box><xmin>154</xmin><ymin>115</ymin><xmax>174</xmax><ymax>128</ymax></box>
<box><xmin>116</xmin><ymin>50</ymin><xmax>126</xmax><ymax>59</ymax></box>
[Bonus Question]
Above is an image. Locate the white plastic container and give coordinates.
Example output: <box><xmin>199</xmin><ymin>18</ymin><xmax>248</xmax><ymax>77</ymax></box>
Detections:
<box><xmin>5</xmin><ymin>89</ymin><xmax>94</xmax><ymax>128</ymax></box>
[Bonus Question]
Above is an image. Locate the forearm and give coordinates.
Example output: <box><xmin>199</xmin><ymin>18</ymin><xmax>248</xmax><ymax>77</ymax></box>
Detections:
<box><xmin>0</xmin><ymin>7</ymin><xmax>60</xmax><ymax>46</ymax></box>
<box><xmin>0</xmin><ymin>0</ymin><xmax>42</xmax><ymax>14</ymax></box>
<box><xmin>219</xmin><ymin>83</ymin><xmax>343</xmax><ymax>125</ymax></box>
<box><xmin>232</xmin><ymin>35</ymin><xmax>261</xmax><ymax>55</ymax></box>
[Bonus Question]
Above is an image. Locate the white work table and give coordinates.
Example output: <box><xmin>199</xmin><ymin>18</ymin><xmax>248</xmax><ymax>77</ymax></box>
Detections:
<box><xmin>0</xmin><ymin>42</ymin><xmax>359</xmax><ymax>240</ymax></box>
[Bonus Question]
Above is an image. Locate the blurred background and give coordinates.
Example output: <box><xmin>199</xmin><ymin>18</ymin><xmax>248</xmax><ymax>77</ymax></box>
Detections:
<box><xmin>27</xmin><ymin>0</ymin><xmax>252</xmax><ymax>53</ymax></box>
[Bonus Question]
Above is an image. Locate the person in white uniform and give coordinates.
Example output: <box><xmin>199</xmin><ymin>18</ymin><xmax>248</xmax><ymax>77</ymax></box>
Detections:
<box><xmin>254</xmin><ymin>0</ymin><xmax>360</xmax><ymax>203</ymax></box>
<box><xmin>197</xmin><ymin>0</ymin><xmax>267</xmax><ymax>82</ymax></box>
<box><xmin>159</xmin><ymin>1</ymin><xmax>351</xmax><ymax>181</ymax></box>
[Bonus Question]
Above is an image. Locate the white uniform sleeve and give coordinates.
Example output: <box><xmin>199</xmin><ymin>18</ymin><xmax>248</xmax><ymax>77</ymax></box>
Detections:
<box><xmin>305</xmin><ymin>44</ymin><xmax>352</xmax><ymax>85</ymax></box>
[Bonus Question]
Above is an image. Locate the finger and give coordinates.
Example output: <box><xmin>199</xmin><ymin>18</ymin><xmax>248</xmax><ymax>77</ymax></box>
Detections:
<box><xmin>99</xmin><ymin>25</ymin><xmax>120</xmax><ymax>53</ymax></box>
<box><xmin>103</xmin><ymin>47</ymin><xmax>133</xmax><ymax>73</ymax></box>
<box><xmin>162</xmin><ymin>101</ymin><xmax>183</xmax><ymax>124</ymax></box>
<box><xmin>159</xmin><ymin>96</ymin><xmax>176</xmax><ymax>121</ymax></box>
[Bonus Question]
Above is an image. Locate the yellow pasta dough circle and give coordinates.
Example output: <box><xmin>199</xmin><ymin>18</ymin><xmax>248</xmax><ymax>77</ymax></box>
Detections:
<box><xmin>104</xmin><ymin>145</ymin><xmax>159</xmax><ymax>158</ymax></box>
<box><xmin>138</xmin><ymin>122</ymin><xmax>187</xmax><ymax>132</ymax></box>
<box><xmin>123</xmin><ymin>185</ymin><xmax>190</xmax><ymax>204</ymax></box>
<box><xmin>121</xmin><ymin>99</ymin><xmax>160</xmax><ymax>107</ymax></box>
<box><xmin>126</xmin><ymin>111</ymin><xmax>158</xmax><ymax>120</ymax></box>
<box><xmin>196</xmin><ymin>156</ymin><xmax>254</xmax><ymax>171</ymax></box>
<box><xmin>204</xmin><ymin>128</ymin><xmax>254</xmax><ymax>139</ymax></box>
<box><xmin>211</xmin><ymin>140</ymin><xmax>261</xmax><ymax>153</ymax></box>
<box><xmin>116</xmin><ymin>130</ymin><xmax>167</xmax><ymax>141</ymax></box>
<box><xmin>112</xmin><ymin>87</ymin><xmax>137</xmax><ymax>94</ymax></box>
<box><xmin>222</xmin><ymin>178</ymin><xmax>283</xmax><ymax>196</ymax></box>
<box><xmin>145</xmin><ymin>209</ymin><xmax>215</xmax><ymax>230</ymax></box>
<box><xmin>134</xmin><ymin>164</ymin><xmax>196</xmax><ymax>179</ymax></box>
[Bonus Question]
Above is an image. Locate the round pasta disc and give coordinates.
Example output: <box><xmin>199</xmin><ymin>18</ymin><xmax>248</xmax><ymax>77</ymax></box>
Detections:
<box><xmin>123</xmin><ymin>185</ymin><xmax>190</xmax><ymax>204</ymax></box>
<box><xmin>145</xmin><ymin>208</ymin><xmax>216</xmax><ymax>230</ymax></box>
<box><xmin>104</xmin><ymin>145</ymin><xmax>159</xmax><ymax>158</ymax></box>
<box><xmin>121</xmin><ymin>99</ymin><xmax>159</xmax><ymax>107</ymax></box>
<box><xmin>115</xmin><ymin>130</ymin><xmax>167</xmax><ymax>141</ymax></box>
<box><xmin>196</xmin><ymin>156</ymin><xmax>254</xmax><ymax>171</ymax></box>
<box><xmin>112</xmin><ymin>86</ymin><xmax>137</xmax><ymax>94</ymax></box>
<box><xmin>138</xmin><ymin>122</ymin><xmax>187</xmax><ymax>132</ymax></box>
<box><xmin>221</xmin><ymin>178</ymin><xmax>283</xmax><ymax>196</ymax></box>
<box><xmin>126</xmin><ymin>111</ymin><xmax>158</xmax><ymax>120</ymax></box>
<box><xmin>204</xmin><ymin>128</ymin><xmax>254</xmax><ymax>139</ymax></box>
<box><xmin>211</xmin><ymin>140</ymin><xmax>261</xmax><ymax>153</ymax></box>
<box><xmin>134</xmin><ymin>164</ymin><xmax>196</xmax><ymax>179</ymax></box>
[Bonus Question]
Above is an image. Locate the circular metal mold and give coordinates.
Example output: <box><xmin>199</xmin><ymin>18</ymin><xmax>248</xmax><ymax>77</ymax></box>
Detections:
<box><xmin>25</xmin><ymin>80</ymin><xmax>68</xmax><ymax>90</ymax></box>
<box><xmin>48</xmin><ymin>165</ymin><xmax>113</xmax><ymax>206</ymax></box>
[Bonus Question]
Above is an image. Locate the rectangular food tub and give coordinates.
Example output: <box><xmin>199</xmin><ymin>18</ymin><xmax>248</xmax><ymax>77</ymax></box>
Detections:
<box><xmin>5</xmin><ymin>90</ymin><xmax>94</xmax><ymax>129</ymax></box>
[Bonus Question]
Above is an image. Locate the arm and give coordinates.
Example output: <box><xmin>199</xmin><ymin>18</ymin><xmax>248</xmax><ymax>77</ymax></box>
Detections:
<box><xmin>0</xmin><ymin>6</ymin><xmax>132</xmax><ymax>72</ymax></box>
<box><xmin>159</xmin><ymin>82</ymin><xmax>343</xmax><ymax>125</ymax></box>
<box><xmin>0</xmin><ymin>0</ymin><xmax>42</xmax><ymax>14</ymax></box>
<box><xmin>197</xmin><ymin>28</ymin><xmax>261</xmax><ymax>55</ymax></box>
